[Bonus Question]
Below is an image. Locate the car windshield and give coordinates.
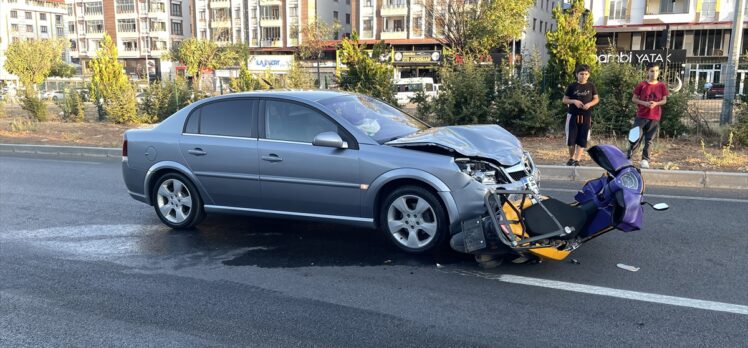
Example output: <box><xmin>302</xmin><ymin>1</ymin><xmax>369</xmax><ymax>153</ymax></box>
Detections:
<box><xmin>319</xmin><ymin>94</ymin><xmax>429</xmax><ymax>143</ymax></box>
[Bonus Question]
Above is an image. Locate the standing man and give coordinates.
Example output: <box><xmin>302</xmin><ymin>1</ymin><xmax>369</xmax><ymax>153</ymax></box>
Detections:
<box><xmin>562</xmin><ymin>64</ymin><xmax>599</xmax><ymax>166</ymax></box>
<box><xmin>629</xmin><ymin>62</ymin><xmax>669</xmax><ymax>169</ymax></box>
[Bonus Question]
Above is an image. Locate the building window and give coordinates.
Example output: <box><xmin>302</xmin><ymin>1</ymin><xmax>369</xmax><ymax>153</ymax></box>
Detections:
<box><xmin>122</xmin><ymin>40</ymin><xmax>138</xmax><ymax>51</ymax></box>
<box><xmin>86</xmin><ymin>20</ymin><xmax>104</xmax><ymax>34</ymax></box>
<box><xmin>532</xmin><ymin>18</ymin><xmax>536</xmax><ymax>32</ymax></box>
<box><xmin>641</xmin><ymin>31</ymin><xmax>662</xmax><ymax>50</ymax></box>
<box><xmin>413</xmin><ymin>16</ymin><xmax>423</xmax><ymax>35</ymax></box>
<box><xmin>364</xmin><ymin>0</ymin><xmax>372</xmax><ymax>6</ymax></box>
<box><xmin>11</xmin><ymin>10</ymin><xmax>17</xmax><ymax>18</ymax></box>
<box><xmin>346</xmin><ymin>13</ymin><xmax>350</xmax><ymax>24</ymax></box>
<box><xmin>260</xmin><ymin>6</ymin><xmax>280</xmax><ymax>20</ymax></box>
<box><xmin>234</xmin><ymin>7</ymin><xmax>241</xmax><ymax>18</ymax></box>
<box><xmin>609</xmin><ymin>0</ymin><xmax>627</xmax><ymax>20</ymax></box>
<box><xmin>69</xmin><ymin>23</ymin><xmax>75</xmax><ymax>33</ymax></box>
<box><xmin>26</xmin><ymin>25</ymin><xmax>33</xmax><ymax>33</ymax></box>
<box><xmin>40</xmin><ymin>13</ymin><xmax>47</xmax><ymax>21</ymax></box>
<box><xmin>118</xmin><ymin>19</ymin><xmax>137</xmax><ymax>32</ymax></box>
<box><xmin>116</xmin><ymin>0</ymin><xmax>135</xmax><ymax>14</ymax></box>
<box><xmin>200</xmin><ymin>30</ymin><xmax>206</xmax><ymax>39</ymax></box>
<box><xmin>25</xmin><ymin>12</ymin><xmax>32</xmax><ymax>20</ymax></box>
<box><xmin>11</xmin><ymin>24</ymin><xmax>18</xmax><ymax>32</ymax></box>
<box><xmin>200</xmin><ymin>10</ymin><xmax>206</xmax><ymax>20</ymax></box>
<box><xmin>171</xmin><ymin>3</ymin><xmax>182</xmax><ymax>16</ymax></box>
<box><xmin>56</xmin><ymin>15</ymin><xmax>62</xmax><ymax>23</ymax></box>
<box><xmin>262</xmin><ymin>27</ymin><xmax>281</xmax><ymax>41</ymax></box>
<box><xmin>333</xmin><ymin>11</ymin><xmax>339</xmax><ymax>20</ymax></box>
<box><xmin>57</xmin><ymin>27</ymin><xmax>64</xmax><ymax>36</ymax></box>
<box><xmin>346</xmin><ymin>0</ymin><xmax>350</xmax><ymax>3</ymax></box>
<box><xmin>151</xmin><ymin>21</ymin><xmax>167</xmax><ymax>32</ymax></box>
<box><xmin>150</xmin><ymin>2</ymin><xmax>166</xmax><ymax>13</ymax></box>
<box><xmin>171</xmin><ymin>21</ymin><xmax>183</xmax><ymax>35</ymax></box>
<box><xmin>670</xmin><ymin>30</ymin><xmax>684</xmax><ymax>50</ymax></box>
<box><xmin>41</xmin><ymin>26</ymin><xmax>48</xmax><ymax>34</ymax></box>
<box><xmin>84</xmin><ymin>2</ymin><xmax>103</xmax><ymax>15</ymax></box>
<box><xmin>693</xmin><ymin>29</ymin><xmax>724</xmax><ymax>56</ymax></box>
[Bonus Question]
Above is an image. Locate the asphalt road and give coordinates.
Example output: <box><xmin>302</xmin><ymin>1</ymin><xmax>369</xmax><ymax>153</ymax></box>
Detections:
<box><xmin>1</xmin><ymin>153</ymin><xmax>747</xmax><ymax>347</ymax></box>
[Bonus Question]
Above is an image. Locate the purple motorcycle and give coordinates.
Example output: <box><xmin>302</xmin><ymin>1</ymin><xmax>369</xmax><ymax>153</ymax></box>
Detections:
<box><xmin>451</xmin><ymin>131</ymin><xmax>669</xmax><ymax>267</ymax></box>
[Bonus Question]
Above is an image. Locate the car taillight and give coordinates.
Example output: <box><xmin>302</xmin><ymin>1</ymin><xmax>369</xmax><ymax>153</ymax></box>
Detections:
<box><xmin>122</xmin><ymin>139</ymin><xmax>128</xmax><ymax>157</ymax></box>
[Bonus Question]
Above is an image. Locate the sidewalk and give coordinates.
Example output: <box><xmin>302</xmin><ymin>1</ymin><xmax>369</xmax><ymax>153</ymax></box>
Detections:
<box><xmin>2</xmin><ymin>143</ymin><xmax>747</xmax><ymax>190</ymax></box>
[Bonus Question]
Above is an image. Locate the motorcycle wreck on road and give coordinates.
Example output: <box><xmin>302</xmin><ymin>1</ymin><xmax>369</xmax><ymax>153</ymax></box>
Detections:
<box><xmin>450</xmin><ymin>128</ymin><xmax>669</xmax><ymax>268</ymax></box>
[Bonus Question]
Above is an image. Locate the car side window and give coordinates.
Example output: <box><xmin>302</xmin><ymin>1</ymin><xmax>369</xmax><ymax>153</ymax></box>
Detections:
<box><xmin>264</xmin><ymin>100</ymin><xmax>338</xmax><ymax>143</ymax></box>
<box><xmin>198</xmin><ymin>100</ymin><xmax>254</xmax><ymax>137</ymax></box>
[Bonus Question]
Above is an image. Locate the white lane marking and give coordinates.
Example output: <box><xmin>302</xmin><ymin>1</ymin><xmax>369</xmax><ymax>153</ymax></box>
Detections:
<box><xmin>447</xmin><ymin>269</ymin><xmax>748</xmax><ymax>315</ymax></box>
<box><xmin>543</xmin><ymin>188</ymin><xmax>748</xmax><ymax>203</ymax></box>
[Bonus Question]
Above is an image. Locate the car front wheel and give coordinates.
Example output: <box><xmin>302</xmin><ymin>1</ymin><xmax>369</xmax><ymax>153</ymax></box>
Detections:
<box><xmin>152</xmin><ymin>173</ymin><xmax>205</xmax><ymax>229</ymax></box>
<box><xmin>380</xmin><ymin>186</ymin><xmax>449</xmax><ymax>254</ymax></box>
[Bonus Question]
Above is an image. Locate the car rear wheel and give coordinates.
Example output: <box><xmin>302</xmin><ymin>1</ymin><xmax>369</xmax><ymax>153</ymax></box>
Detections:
<box><xmin>380</xmin><ymin>186</ymin><xmax>449</xmax><ymax>254</ymax></box>
<box><xmin>152</xmin><ymin>173</ymin><xmax>205</xmax><ymax>229</ymax></box>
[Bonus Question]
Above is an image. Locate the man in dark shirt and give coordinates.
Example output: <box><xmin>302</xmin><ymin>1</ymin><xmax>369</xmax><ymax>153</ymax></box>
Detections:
<box><xmin>562</xmin><ymin>64</ymin><xmax>599</xmax><ymax>166</ymax></box>
<box><xmin>629</xmin><ymin>62</ymin><xmax>669</xmax><ymax>169</ymax></box>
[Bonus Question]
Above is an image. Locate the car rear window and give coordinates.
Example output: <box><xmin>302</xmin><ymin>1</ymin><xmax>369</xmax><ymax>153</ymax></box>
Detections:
<box><xmin>189</xmin><ymin>99</ymin><xmax>255</xmax><ymax>138</ymax></box>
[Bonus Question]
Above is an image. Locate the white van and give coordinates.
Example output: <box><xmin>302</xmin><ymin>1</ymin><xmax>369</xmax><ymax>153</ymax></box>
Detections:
<box><xmin>394</xmin><ymin>77</ymin><xmax>438</xmax><ymax>106</ymax></box>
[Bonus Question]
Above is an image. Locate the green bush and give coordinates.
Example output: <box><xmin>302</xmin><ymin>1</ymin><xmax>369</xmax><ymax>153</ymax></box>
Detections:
<box><xmin>140</xmin><ymin>79</ymin><xmax>192</xmax><ymax>122</ymax></box>
<box><xmin>429</xmin><ymin>62</ymin><xmax>495</xmax><ymax>125</ymax></box>
<box><xmin>57</xmin><ymin>88</ymin><xmax>85</xmax><ymax>122</ymax></box>
<box><xmin>0</xmin><ymin>100</ymin><xmax>5</xmax><ymax>118</ymax></box>
<box><xmin>592</xmin><ymin>60</ymin><xmax>643</xmax><ymax>135</ymax></box>
<box><xmin>660</xmin><ymin>90</ymin><xmax>689</xmax><ymax>138</ymax></box>
<box><xmin>494</xmin><ymin>79</ymin><xmax>555</xmax><ymax>135</ymax></box>
<box><xmin>21</xmin><ymin>95</ymin><xmax>48</xmax><ymax>121</ymax></box>
<box><xmin>732</xmin><ymin>99</ymin><xmax>748</xmax><ymax>146</ymax></box>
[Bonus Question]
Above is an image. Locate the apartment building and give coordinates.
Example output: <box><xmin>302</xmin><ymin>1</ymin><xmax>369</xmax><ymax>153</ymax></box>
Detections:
<box><xmin>0</xmin><ymin>0</ymin><xmax>68</xmax><ymax>84</ymax></box>
<box><xmin>65</xmin><ymin>0</ymin><xmax>192</xmax><ymax>79</ymax></box>
<box><xmin>587</xmin><ymin>0</ymin><xmax>748</xmax><ymax>93</ymax></box>
<box><xmin>192</xmin><ymin>0</ymin><xmax>352</xmax><ymax>49</ymax></box>
<box><xmin>353</xmin><ymin>0</ymin><xmax>558</xmax><ymax>79</ymax></box>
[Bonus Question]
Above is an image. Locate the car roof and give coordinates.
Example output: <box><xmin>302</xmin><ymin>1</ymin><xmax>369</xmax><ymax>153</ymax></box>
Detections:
<box><xmin>213</xmin><ymin>90</ymin><xmax>354</xmax><ymax>102</ymax></box>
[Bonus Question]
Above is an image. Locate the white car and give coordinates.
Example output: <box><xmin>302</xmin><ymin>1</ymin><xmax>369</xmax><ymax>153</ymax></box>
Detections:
<box><xmin>42</xmin><ymin>90</ymin><xmax>65</xmax><ymax>101</ymax></box>
<box><xmin>394</xmin><ymin>77</ymin><xmax>438</xmax><ymax>106</ymax></box>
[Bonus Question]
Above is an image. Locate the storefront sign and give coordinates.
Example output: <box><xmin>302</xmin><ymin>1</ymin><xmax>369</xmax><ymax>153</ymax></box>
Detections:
<box><xmin>596</xmin><ymin>49</ymin><xmax>686</xmax><ymax>64</ymax></box>
<box><xmin>393</xmin><ymin>51</ymin><xmax>442</xmax><ymax>64</ymax></box>
<box><xmin>248</xmin><ymin>55</ymin><xmax>294</xmax><ymax>72</ymax></box>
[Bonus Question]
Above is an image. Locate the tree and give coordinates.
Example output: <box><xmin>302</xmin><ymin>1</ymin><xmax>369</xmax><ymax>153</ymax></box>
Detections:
<box><xmin>338</xmin><ymin>33</ymin><xmax>396</xmax><ymax>104</ymax></box>
<box><xmin>545</xmin><ymin>0</ymin><xmax>598</xmax><ymax>98</ymax></box>
<box><xmin>294</xmin><ymin>19</ymin><xmax>340</xmax><ymax>88</ymax></box>
<box><xmin>426</xmin><ymin>0</ymin><xmax>533</xmax><ymax>58</ymax></box>
<box><xmin>229</xmin><ymin>67</ymin><xmax>264</xmax><ymax>92</ymax></box>
<box><xmin>139</xmin><ymin>78</ymin><xmax>192</xmax><ymax>122</ymax></box>
<box><xmin>89</xmin><ymin>33</ymin><xmax>138</xmax><ymax>123</ymax></box>
<box><xmin>3</xmin><ymin>38</ymin><xmax>66</xmax><ymax>95</ymax></box>
<box><xmin>164</xmin><ymin>39</ymin><xmax>240</xmax><ymax>91</ymax></box>
<box><xmin>286</xmin><ymin>61</ymin><xmax>315</xmax><ymax>89</ymax></box>
<box><xmin>49</xmin><ymin>62</ymin><xmax>76</xmax><ymax>78</ymax></box>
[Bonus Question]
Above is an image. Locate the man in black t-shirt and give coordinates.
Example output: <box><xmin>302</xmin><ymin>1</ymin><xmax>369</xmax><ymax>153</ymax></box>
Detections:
<box><xmin>562</xmin><ymin>64</ymin><xmax>599</xmax><ymax>166</ymax></box>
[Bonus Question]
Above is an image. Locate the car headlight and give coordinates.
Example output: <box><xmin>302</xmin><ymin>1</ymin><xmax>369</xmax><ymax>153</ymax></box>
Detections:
<box><xmin>455</xmin><ymin>158</ymin><xmax>500</xmax><ymax>185</ymax></box>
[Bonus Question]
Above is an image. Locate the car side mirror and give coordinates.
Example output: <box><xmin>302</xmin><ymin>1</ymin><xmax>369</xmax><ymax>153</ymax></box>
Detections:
<box><xmin>313</xmin><ymin>132</ymin><xmax>348</xmax><ymax>149</ymax></box>
<box><xmin>628</xmin><ymin>127</ymin><xmax>641</xmax><ymax>144</ymax></box>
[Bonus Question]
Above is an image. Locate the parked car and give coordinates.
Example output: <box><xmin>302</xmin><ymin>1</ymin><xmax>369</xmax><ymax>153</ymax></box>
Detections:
<box><xmin>122</xmin><ymin>91</ymin><xmax>538</xmax><ymax>254</ymax></box>
<box><xmin>705</xmin><ymin>83</ymin><xmax>724</xmax><ymax>99</ymax></box>
<box><xmin>42</xmin><ymin>90</ymin><xmax>65</xmax><ymax>101</ymax></box>
<box><xmin>394</xmin><ymin>77</ymin><xmax>439</xmax><ymax>106</ymax></box>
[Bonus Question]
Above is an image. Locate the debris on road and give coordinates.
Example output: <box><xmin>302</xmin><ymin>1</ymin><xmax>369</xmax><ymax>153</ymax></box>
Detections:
<box><xmin>617</xmin><ymin>263</ymin><xmax>640</xmax><ymax>272</ymax></box>
<box><xmin>570</xmin><ymin>259</ymin><xmax>580</xmax><ymax>265</ymax></box>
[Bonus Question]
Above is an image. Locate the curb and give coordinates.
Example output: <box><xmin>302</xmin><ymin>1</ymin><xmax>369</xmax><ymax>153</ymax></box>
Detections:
<box><xmin>2</xmin><ymin>143</ymin><xmax>747</xmax><ymax>190</ymax></box>
<box><xmin>537</xmin><ymin>165</ymin><xmax>748</xmax><ymax>190</ymax></box>
<box><xmin>0</xmin><ymin>143</ymin><xmax>120</xmax><ymax>158</ymax></box>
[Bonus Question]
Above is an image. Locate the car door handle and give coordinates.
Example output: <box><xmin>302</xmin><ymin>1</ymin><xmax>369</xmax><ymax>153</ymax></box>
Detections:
<box><xmin>188</xmin><ymin>148</ymin><xmax>207</xmax><ymax>156</ymax></box>
<box><xmin>262</xmin><ymin>154</ymin><xmax>283</xmax><ymax>162</ymax></box>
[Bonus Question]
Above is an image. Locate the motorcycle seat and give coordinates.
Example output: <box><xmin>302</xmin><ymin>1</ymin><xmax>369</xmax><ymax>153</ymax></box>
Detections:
<box><xmin>522</xmin><ymin>198</ymin><xmax>591</xmax><ymax>239</ymax></box>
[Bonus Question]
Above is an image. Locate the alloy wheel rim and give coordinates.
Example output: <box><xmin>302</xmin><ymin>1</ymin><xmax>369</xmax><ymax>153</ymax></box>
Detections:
<box><xmin>156</xmin><ymin>179</ymin><xmax>192</xmax><ymax>224</ymax></box>
<box><xmin>387</xmin><ymin>194</ymin><xmax>437</xmax><ymax>249</ymax></box>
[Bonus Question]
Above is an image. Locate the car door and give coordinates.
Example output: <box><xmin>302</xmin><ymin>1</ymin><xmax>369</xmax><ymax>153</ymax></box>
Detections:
<box><xmin>258</xmin><ymin>99</ymin><xmax>361</xmax><ymax>218</ymax></box>
<box><xmin>179</xmin><ymin>98</ymin><xmax>260</xmax><ymax>208</ymax></box>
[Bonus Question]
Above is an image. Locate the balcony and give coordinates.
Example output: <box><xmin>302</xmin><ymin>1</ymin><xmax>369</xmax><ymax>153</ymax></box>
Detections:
<box><xmin>380</xmin><ymin>30</ymin><xmax>406</xmax><ymax>39</ymax></box>
<box><xmin>260</xmin><ymin>18</ymin><xmax>282</xmax><ymax>27</ymax></box>
<box><xmin>645</xmin><ymin>0</ymin><xmax>691</xmax><ymax>15</ymax></box>
<box><xmin>209</xmin><ymin>0</ymin><xmax>230</xmax><ymax>8</ymax></box>
<box><xmin>211</xmin><ymin>20</ymin><xmax>231</xmax><ymax>28</ymax></box>
<box><xmin>260</xmin><ymin>39</ymin><xmax>282</xmax><ymax>47</ymax></box>
<box><xmin>260</xmin><ymin>0</ymin><xmax>282</xmax><ymax>5</ymax></box>
<box><xmin>381</xmin><ymin>2</ymin><xmax>407</xmax><ymax>16</ymax></box>
<box><xmin>360</xmin><ymin>30</ymin><xmax>374</xmax><ymax>39</ymax></box>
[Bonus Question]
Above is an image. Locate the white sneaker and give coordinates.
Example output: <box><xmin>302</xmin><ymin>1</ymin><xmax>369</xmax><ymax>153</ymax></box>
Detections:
<box><xmin>640</xmin><ymin>160</ymin><xmax>650</xmax><ymax>169</ymax></box>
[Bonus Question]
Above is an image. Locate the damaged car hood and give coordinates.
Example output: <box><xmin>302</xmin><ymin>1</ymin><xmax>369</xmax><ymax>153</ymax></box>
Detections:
<box><xmin>386</xmin><ymin>124</ymin><xmax>524</xmax><ymax>166</ymax></box>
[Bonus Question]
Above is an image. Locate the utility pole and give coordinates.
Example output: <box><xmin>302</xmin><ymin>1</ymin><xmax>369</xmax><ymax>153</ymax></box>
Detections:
<box><xmin>721</xmin><ymin>0</ymin><xmax>745</xmax><ymax>125</ymax></box>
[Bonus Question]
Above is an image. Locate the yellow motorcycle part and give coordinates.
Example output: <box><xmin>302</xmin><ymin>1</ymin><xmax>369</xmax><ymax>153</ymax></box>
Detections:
<box><xmin>501</xmin><ymin>198</ymin><xmax>571</xmax><ymax>261</ymax></box>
